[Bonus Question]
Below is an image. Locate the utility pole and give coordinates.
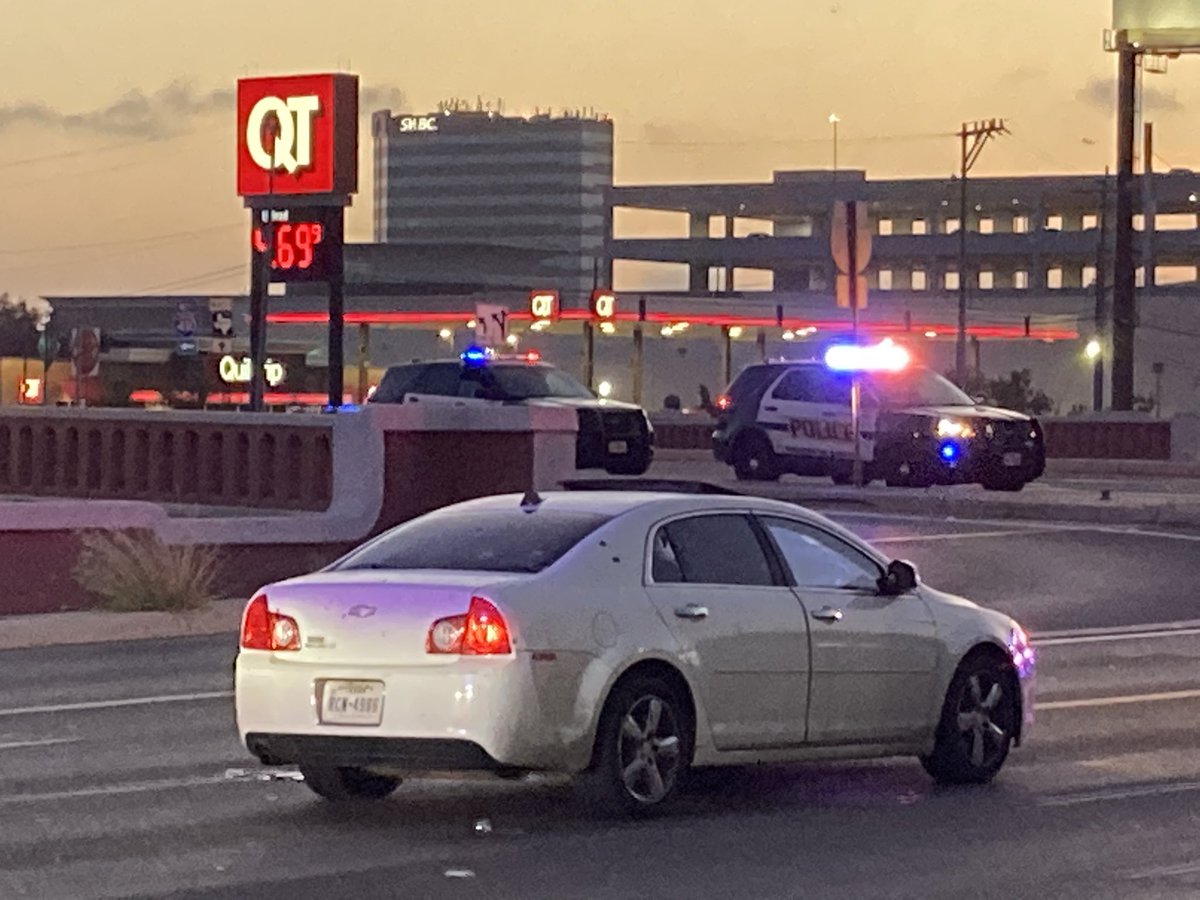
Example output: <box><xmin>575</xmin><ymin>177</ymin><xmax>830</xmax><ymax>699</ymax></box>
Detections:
<box><xmin>1094</xmin><ymin>169</ymin><xmax>1110</xmax><ymax>412</ymax></box>
<box><xmin>955</xmin><ymin>118</ymin><xmax>1010</xmax><ymax>388</ymax></box>
<box><xmin>1112</xmin><ymin>46</ymin><xmax>1138</xmax><ymax>410</ymax></box>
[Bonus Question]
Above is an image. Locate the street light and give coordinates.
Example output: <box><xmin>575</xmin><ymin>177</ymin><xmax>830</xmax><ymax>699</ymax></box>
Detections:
<box><xmin>829</xmin><ymin>113</ymin><xmax>841</xmax><ymax>173</ymax></box>
<box><xmin>1085</xmin><ymin>339</ymin><xmax>1102</xmax><ymax>360</ymax></box>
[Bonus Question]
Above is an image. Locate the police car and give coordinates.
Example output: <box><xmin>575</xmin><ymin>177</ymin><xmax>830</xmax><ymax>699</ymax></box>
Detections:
<box><xmin>712</xmin><ymin>342</ymin><xmax>1045</xmax><ymax>491</ymax></box>
<box><xmin>369</xmin><ymin>349</ymin><xmax>655</xmax><ymax>476</ymax></box>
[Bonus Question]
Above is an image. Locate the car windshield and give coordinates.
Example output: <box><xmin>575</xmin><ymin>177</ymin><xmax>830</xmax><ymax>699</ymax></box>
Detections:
<box><xmin>862</xmin><ymin>369</ymin><xmax>975</xmax><ymax>407</ymax></box>
<box><xmin>486</xmin><ymin>365</ymin><xmax>595</xmax><ymax>400</ymax></box>
<box><xmin>333</xmin><ymin>510</ymin><xmax>612</xmax><ymax>574</ymax></box>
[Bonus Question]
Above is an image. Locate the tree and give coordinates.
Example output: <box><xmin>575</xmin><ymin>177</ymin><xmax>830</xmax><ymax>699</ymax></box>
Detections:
<box><xmin>0</xmin><ymin>294</ymin><xmax>53</xmax><ymax>359</ymax></box>
<box><xmin>983</xmin><ymin>369</ymin><xmax>1054</xmax><ymax>416</ymax></box>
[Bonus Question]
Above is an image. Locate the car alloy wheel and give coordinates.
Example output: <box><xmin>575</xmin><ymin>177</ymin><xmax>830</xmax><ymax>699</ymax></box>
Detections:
<box><xmin>617</xmin><ymin>695</ymin><xmax>683</xmax><ymax>804</ymax></box>
<box><xmin>954</xmin><ymin>673</ymin><xmax>1009</xmax><ymax>771</ymax></box>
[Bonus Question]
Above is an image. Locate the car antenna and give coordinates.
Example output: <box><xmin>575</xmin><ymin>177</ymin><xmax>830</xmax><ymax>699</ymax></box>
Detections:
<box><xmin>520</xmin><ymin>489</ymin><xmax>543</xmax><ymax>512</ymax></box>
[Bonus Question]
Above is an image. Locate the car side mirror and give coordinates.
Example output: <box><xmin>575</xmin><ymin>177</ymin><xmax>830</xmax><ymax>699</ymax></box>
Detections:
<box><xmin>880</xmin><ymin>559</ymin><xmax>919</xmax><ymax>595</ymax></box>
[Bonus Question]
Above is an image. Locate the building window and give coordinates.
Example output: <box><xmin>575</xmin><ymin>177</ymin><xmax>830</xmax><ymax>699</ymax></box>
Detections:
<box><xmin>944</xmin><ymin>218</ymin><xmax>961</xmax><ymax>234</ymax></box>
<box><xmin>1014</xmin><ymin>215</ymin><xmax>1030</xmax><ymax>234</ymax></box>
<box><xmin>878</xmin><ymin>218</ymin><xmax>894</xmax><ymax>236</ymax></box>
<box><xmin>1083</xmin><ymin>265</ymin><xmax>1097</xmax><ymax>287</ymax></box>
<box><xmin>912</xmin><ymin>219</ymin><xmax>928</xmax><ymax>235</ymax></box>
<box><xmin>1133</xmin><ymin>214</ymin><xmax>1146</xmax><ymax>232</ymax></box>
<box><xmin>912</xmin><ymin>270</ymin><xmax>928</xmax><ymax>291</ymax></box>
<box><xmin>879</xmin><ymin>270</ymin><xmax>893</xmax><ymax>290</ymax></box>
<box><xmin>1083</xmin><ymin>214</ymin><xmax>1099</xmax><ymax>230</ymax></box>
<box><xmin>1047</xmin><ymin>267</ymin><xmax>1063</xmax><ymax>289</ymax></box>
<box><xmin>1046</xmin><ymin>214</ymin><xmax>1063</xmax><ymax>231</ymax></box>
<box><xmin>1014</xmin><ymin>270</ymin><xmax>1029</xmax><ymax>289</ymax></box>
<box><xmin>945</xmin><ymin>271</ymin><xmax>961</xmax><ymax>290</ymax></box>
<box><xmin>979</xmin><ymin>270</ymin><xmax>994</xmax><ymax>290</ymax></box>
<box><xmin>979</xmin><ymin>218</ymin><xmax>995</xmax><ymax>235</ymax></box>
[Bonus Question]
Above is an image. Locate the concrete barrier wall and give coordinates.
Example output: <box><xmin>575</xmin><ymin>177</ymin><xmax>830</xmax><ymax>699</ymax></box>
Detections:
<box><xmin>0</xmin><ymin>404</ymin><xmax>578</xmax><ymax>615</ymax></box>
<box><xmin>651</xmin><ymin>416</ymin><xmax>1178</xmax><ymax>461</ymax></box>
<box><xmin>0</xmin><ymin>408</ymin><xmax>334</xmax><ymax>511</ymax></box>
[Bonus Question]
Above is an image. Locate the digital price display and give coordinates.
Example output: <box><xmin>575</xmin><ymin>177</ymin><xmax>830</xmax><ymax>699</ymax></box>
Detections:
<box><xmin>250</xmin><ymin>206</ymin><xmax>343</xmax><ymax>283</ymax></box>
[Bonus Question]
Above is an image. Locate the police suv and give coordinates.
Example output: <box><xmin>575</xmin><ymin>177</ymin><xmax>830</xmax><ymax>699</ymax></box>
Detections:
<box><xmin>369</xmin><ymin>350</ymin><xmax>654</xmax><ymax>476</ymax></box>
<box><xmin>712</xmin><ymin>359</ymin><xmax>1045</xmax><ymax>491</ymax></box>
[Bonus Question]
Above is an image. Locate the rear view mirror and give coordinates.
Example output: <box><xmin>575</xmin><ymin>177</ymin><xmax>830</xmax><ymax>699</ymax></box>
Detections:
<box><xmin>880</xmin><ymin>559</ymin><xmax>919</xmax><ymax>595</ymax></box>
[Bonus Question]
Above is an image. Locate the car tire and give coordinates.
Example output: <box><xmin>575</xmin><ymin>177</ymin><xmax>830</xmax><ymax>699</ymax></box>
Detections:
<box><xmin>732</xmin><ymin>432</ymin><xmax>780</xmax><ymax>482</ymax></box>
<box><xmin>579</xmin><ymin>674</ymin><xmax>692</xmax><ymax>816</ymax></box>
<box><xmin>982</xmin><ymin>473</ymin><xmax>1026</xmax><ymax>492</ymax></box>
<box><xmin>920</xmin><ymin>653</ymin><xmax>1018</xmax><ymax>786</ymax></box>
<box><xmin>605</xmin><ymin>446</ymin><xmax>653</xmax><ymax>476</ymax></box>
<box><xmin>885</xmin><ymin>458</ymin><xmax>932</xmax><ymax>489</ymax></box>
<box><xmin>299</xmin><ymin>765</ymin><xmax>401</xmax><ymax>802</ymax></box>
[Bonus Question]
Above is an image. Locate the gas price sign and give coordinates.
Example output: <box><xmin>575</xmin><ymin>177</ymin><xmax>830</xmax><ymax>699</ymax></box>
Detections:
<box><xmin>250</xmin><ymin>206</ymin><xmax>343</xmax><ymax>283</ymax></box>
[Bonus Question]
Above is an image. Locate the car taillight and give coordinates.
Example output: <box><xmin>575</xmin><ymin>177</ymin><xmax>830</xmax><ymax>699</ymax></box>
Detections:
<box><xmin>716</xmin><ymin>394</ymin><xmax>732</xmax><ymax>411</ymax></box>
<box><xmin>427</xmin><ymin>596</ymin><xmax>513</xmax><ymax>655</ymax></box>
<box><xmin>240</xmin><ymin>594</ymin><xmax>301</xmax><ymax>651</ymax></box>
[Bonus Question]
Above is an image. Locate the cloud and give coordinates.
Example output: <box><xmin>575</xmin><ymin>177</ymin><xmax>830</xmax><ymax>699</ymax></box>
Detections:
<box><xmin>1076</xmin><ymin>75</ymin><xmax>1184</xmax><ymax>112</ymax></box>
<box><xmin>0</xmin><ymin>79</ymin><xmax>405</xmax><ymax>139</ymax></box>
<box><xmin>999</xmin><ymin>66</ymin><xmax>1048</xmax><ymax>87</ymax></box>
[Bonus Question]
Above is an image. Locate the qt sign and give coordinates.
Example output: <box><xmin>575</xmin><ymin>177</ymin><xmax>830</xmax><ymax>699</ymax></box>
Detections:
<box><xmin>591</xmin><ymin>290</ymin><xmax>617</xmax><ymax>321</ymax></box>
<box><xmin>237</xmin><ymin>73</ymin><xmax>359</xmax><ymax>197</ymax></box>
<box><xmin>529</xmin><ymin>290</ymin><xmax>560</xmax><ymax>321</ymax></box>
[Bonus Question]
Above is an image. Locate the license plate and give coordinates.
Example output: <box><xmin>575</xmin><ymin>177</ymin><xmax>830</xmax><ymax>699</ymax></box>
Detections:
<box><xmin>319</xmin><ymin>680</ymin><xmax>385</xmax><ymax>726</ymax></box>
<box><xmin>608</xmin><ymin>440</ymin><xmax>628</xmax><ymax>454</ymax></box>
<box><xmin>1003</xmin><ymin>452</ymin><xmax>1023</xmax><ymax>467</ymax></box>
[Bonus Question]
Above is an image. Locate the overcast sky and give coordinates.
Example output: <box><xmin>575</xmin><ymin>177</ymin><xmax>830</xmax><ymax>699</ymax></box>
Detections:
<box><xmin>0</xmin><ymin>0</ymin><xmax>1195</xmax><ymax>299</ymax></box>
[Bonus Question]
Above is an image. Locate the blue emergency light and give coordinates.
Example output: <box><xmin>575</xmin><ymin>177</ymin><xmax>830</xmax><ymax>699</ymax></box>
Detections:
<box><xmin>939</xmin><ymin>441</ymin><xmax>961</xmax><ymax>462</ymax></box>
<box><xmin>823</xmin><ymin>339</ymin><xmax>911</xmax><ymax>373</ymax></box>
<box><xmin>461</xmin><ymin>346</ymin><xmax>491</xmax><ymax>367</ymax></box>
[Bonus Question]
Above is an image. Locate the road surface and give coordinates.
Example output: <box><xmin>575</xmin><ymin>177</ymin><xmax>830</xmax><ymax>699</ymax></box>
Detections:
<box><xmin>2</xmin><ymin>514</ymin><xmax>1198</xmax><ymax>899</ymax></box>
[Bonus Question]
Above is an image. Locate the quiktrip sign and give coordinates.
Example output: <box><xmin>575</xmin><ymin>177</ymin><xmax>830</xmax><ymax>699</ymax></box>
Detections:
<box><xmin>236</xmin><ymin>74</ymin><xmax>359</xmax><ymax>197</ymax></box>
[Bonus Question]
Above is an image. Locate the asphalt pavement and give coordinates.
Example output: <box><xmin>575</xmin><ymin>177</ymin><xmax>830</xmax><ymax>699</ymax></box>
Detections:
<box><xmin>2</xmin><ymin>514</ymin><xmax>1200</xmax><ymax>899</ymax></box>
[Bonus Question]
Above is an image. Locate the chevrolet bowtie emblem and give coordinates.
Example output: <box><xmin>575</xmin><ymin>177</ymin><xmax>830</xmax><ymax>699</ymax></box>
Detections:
<box><xmin>346</xmin><ymin>605</ymin><xmax>377</xmax><ymax>618</ymax></box>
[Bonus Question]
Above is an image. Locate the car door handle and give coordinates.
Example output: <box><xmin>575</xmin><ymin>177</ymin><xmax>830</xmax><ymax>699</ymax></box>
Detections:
<box><xmin>811</xmin><ymin>606</ymin><xmax>843</xmax><ymax>623</ymax></box>
<box><xmin>763</xmin><ymin>405</ymin><xmax>779</xmax><ymax>412</ymax></box>
<box><xmin>674</xmin><ymin>604</ymin><xmax>709</xmax><ymax>621</ymax></box>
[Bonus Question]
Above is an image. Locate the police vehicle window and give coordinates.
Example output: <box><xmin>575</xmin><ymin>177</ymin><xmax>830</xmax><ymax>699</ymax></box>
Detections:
<box><xmin>812</xmin><ymin>372</ymin><xmax>852</xmax><ymax>405</ymax></box>
<box><xmin>866</xmin><ymin>369</ymin><xmax>974</xmax><ymax>407</ymax></box>
<box><xmin>489</xmin><ymin>365</ymin><xmax>594</xmax><ymax>400</ymax></box>
<box><xmin>370</xmin><ymin>365</ymin><xmax>422</xmax><ymax>403</ymax></box>
<box><xmin>771</xmin><ymin>369</ymin><xmax>820</xmax><ymax>402</ymax></box>
<box><xmin>760</xmin><ymin>517</ymin><xmax>881</xmax><ymax>591</ymax></box>
<box><xmin>655</xmin><ymin>515</ymin><xmax>774</xmax><ymax>586</ymax></box>
<box><xmin>335</xmin><ymin>511</ymin><xmax>613</xmax><ymax>574</ymax></box>
<box><xmin>411</xmin><ymin>364</ymin><xmax>462</xmax><ymax>396</ymax></box>
<box><xmin>727</xmin><ymin>365</ymin><xmax>784</xmax><ymax>401</ymax></box>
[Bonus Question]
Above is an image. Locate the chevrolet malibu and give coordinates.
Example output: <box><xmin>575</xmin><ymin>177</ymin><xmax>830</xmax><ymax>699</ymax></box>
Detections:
<box><xmin>235</xmin><ymin>489</ymin><xmax>1035</xmax><ymax>815</ymax></box>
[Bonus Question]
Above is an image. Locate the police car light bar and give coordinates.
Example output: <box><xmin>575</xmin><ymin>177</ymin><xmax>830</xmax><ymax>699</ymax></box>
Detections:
<box><xmin>823</xmin><ymin>339</ymin><xmax>911</xmax><ymax>373</ymax></box>
<box><xmin>461</xmin><ymin>346</ymin><xmax>493</xmax><ymax>366</ymax></box>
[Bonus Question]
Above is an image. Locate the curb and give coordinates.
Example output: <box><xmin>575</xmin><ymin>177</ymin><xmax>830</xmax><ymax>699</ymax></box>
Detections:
<box><xmin>0</xmin><ymin>598</ymin><xmax>244</xmax><ymax>652</ymax></box>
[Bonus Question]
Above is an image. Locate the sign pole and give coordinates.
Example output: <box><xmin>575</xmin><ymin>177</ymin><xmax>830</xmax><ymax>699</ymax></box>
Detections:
<box><xmin>583</xmin><ymin>321</ymin><xmax>595</xmax><ymax>392</ymax></box>
<box><xmin>847</xmin><ymin>202</ymin><xmax>864</xmax><ymax>489</ymax></box>
<box><xmin>248</xmin><ymin>210</ymin><xmax>268</xmax><ymax>412</ymax></box>
<box><xmin>327</xmin><ymin>207</ymin><xmax>346</xmax><ymax>409</ymax></box>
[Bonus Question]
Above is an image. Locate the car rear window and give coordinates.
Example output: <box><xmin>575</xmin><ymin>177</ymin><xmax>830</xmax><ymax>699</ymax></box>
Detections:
<box><xmin>333</xmin><ymin>510</ymin><xmax>613</xmax><ymax>574</ymax></box>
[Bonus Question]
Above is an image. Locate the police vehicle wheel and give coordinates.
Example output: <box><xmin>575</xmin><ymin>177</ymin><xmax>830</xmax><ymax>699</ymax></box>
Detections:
<box><xmin>732</xmin><ymin>433</ymin><xmax>780</xmax><ymax>482</ymax></box>
<box><xmin>885</xmin><ymin>459</ymin><xmax>931</xmax><ymax>489</ymax></box>
<box><xmin>982</xmin><ymin>473</ymin><xmax>1026</xmax><ymax>492</ymax></box>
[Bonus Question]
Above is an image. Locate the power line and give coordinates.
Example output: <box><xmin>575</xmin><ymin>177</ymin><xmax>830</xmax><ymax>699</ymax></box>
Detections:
<box><xmin>131</xmin><ymin>263</ymin><xmax>248</xmax><ymax>296</ymax></box>
<box><xmin>0</xmin><ymin>129</ymin><xmax>200</xmax><ymax>171</ymax></box>
<box><xmin>0</xmin><ymin>222</ymin><xmax>243</xmax><ymax>256</ymax></box>
<box><xmin>616</xmin><ymin>131</ymin><xmax>954</xmax><ymax>147</ymax></box>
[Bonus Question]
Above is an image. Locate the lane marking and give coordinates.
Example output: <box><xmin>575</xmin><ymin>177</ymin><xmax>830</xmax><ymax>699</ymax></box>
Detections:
<box><xmin>1128</xmin><ymin>860</ymin><xmax>1200</xmax><ymax>881</ymax></box>
<box><xmin>0</xmin><ymin>774</ymin><xmax>232</xmax><ymax>806</ymax></box>
<box><xmin>0</xmin><ymin>690</ymin><xmax>233</xmax><ymax>718</ymax></box>
<box><xmin>829</xmin><ymin>510</ymin><xmax>1200</xmax><ymax>542</ymax></box>
<box><xmin>1037</xmin><ymin>626</ymin><xmax>1200</xmax><ymax>646</ymax></box>
<box><xmin>0</xmin><ymin>737</ymin><xmax>81</xmax><ymax>751</ymax></box>
<box><xmin>1039</xmin><ymin>779</ymin><xmax>1200</xmax><ymax>807</ymax></box>
<box><xmin>871</xmin><ymin>528</ymin><xmax>1059</xmax><ymax>545</ymax></box>
<box><xmin>1036</xmin><ymin>619</ymin><xmax>1200</xmax><ymax>640</ymax></box>
<box><xmin>1038</xmin><ymin>689</ymin><xmax>1200</xmax><ymax>711</ymax></box>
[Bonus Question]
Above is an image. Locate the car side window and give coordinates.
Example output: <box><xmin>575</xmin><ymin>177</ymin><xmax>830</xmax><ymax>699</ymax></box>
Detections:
<box><xmin>771</xmin><ymin>369</ymin><xmax>820</xmax><ymax>402</ymax></box>
<box><xmin>411</xmin><ymin>365</ymin><xmax>463</xmax><ymax>397</ymax></box>
<box><xmin>760</xmin><ymin>517</ymin><xmax>882</xmax><ymax>591</ymax></box>
<box><xmin>811</xmin><ymin>371</ymin><xmax>852</xmax><ymax>406</ymax></box>
<box><xmin>653</xmin><ymin>515</ymin><xmax>775</xmax><ymax>586</ymax></box>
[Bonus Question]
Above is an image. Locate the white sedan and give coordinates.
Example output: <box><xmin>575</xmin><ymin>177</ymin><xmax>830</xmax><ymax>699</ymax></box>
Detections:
<box><xmin>235</xmin><ymin>487</ymin><xmax>1036</xmax><ymax>814</ymax></box>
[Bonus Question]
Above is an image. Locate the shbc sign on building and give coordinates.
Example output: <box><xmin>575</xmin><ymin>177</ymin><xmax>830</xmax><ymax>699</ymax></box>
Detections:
<box><xmin>236</xmin><ymin>73</ymin><xmax>359</xmax><ymax>411</ymax></box>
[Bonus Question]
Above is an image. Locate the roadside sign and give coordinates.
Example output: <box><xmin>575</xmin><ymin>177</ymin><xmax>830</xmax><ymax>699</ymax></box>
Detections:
<box><xmin>474</xmin><ymin>304</ymin><xmax>508</xmax><ymax>347</ymax></box>
<box><xmin>174</xmin><ymin>302</ymin><xmax>198</xmax><ymax>337</ymax></box>
<box><xmin>210</xmin><ymin>298</ymin><xmax>234</xmax><ymax>337</ymax></box>
<box><xmin>176</xmin><ymin>338</ymin><xmax>199</xmax><ymax>357</ymax></box>
<box><xmin>835</xmin><ymin>274</ymin><xmax>869</xmax><ymax>310</ymax></box>
<box><xmin>830</xmin><ymin>201</ymin><xmax>872</xmax><ymax>274</ymax></box>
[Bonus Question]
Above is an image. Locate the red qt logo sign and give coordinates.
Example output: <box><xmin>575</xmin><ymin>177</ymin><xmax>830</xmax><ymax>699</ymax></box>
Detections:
<box><xmin>236</xmin><ymin>74</ymin><xmax>359</xmax><ymax>197</ymax></box>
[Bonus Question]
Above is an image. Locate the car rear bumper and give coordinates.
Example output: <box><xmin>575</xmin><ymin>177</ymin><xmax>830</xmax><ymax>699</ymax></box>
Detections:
<box><xmin>235</xmin><ymin>650</ymin><xmax>595</xmax><ymax>773</ymax></box>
